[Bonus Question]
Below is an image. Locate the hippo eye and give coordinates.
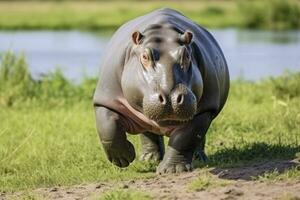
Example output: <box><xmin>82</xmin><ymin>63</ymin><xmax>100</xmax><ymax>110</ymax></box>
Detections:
<box><xmin>140</xmin><ymin>48</ymin><xmax>153</xmax><ymax>69</ymax></box>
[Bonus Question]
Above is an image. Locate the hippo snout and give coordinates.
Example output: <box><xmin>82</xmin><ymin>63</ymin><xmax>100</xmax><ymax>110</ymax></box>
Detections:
<box><xmin>143</xmin><ymin>84</ymin><xmax>197</xmax><ymax>125</ymax></box>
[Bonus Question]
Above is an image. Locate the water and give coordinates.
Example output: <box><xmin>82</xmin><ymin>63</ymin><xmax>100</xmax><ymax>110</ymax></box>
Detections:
<box><xmin>0</xmin><ymin>29</ymin><xmax>300</xmax><ymax>81</ymax></box>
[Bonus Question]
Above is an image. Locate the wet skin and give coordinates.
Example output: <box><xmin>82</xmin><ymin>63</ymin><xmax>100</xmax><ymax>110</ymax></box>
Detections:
<box><xmin>93</xmin><ymin>8</ymin><xmax>229</xmax><ymax>174</ymax></box>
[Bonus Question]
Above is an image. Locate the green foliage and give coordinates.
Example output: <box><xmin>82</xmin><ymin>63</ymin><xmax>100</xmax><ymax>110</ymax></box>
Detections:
<box><xmin>0</xmin><ymin>51</ymin><xmax>34</xmax><ymax>106</ymax></box>
<box><xmin>0</xmin><ymin>1</ymin><xmax>299</xmax><ymax>30</ymax></box>
<box><xmin>0</xmin><ymin>51</ymin><xmax>97</xmax><ymax>107</ymax></box>
<box><xmin>98</xmin><ymin>189</ymin><xmax>152</xmax><ymax>200</ymax></box>
<box><xmin>270</xmin><ymin>72</ymin><xmax>300</xmax><ymax>99</ymax></box>
<box><xmin>202</xmin><ymin>6</ymin><xmax>225</xmax><ymax>16</ymax></box>
<box><xmin>0</xmin><ymin>1</ymin><xmax>239</xmax><ymax>30</ymax></box>
<box><xmin>1</xmin><ymin>0</ymin><xmax>299</xmax><ymax>30</ymax></box>
<box><xmin>239</xmin><ymin>1</ymin><xmax>266</xmax><ymax>29</ymax></box>
<box><xmin>240</xmin><ymin>0</ymin><xmax>300</xmax><ymax>30</ymax></box>
<box><xmin>38</xmin><ymin>70</ymin><xmax>76</xmax><ymax>99</ymax></box>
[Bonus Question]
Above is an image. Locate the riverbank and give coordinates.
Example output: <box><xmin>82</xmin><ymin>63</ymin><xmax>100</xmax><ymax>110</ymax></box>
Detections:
<box><xmin>0</xmin><ymin>0</ymin><xmax>299</xmax><ymax>30</ymax></box>
<box><xmin>0</xmin><ymin>53</ymin><xmax>299</xmax><ymax>199</ymax></box>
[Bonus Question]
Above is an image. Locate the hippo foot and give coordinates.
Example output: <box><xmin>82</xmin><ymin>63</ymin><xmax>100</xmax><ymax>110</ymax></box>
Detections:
<box><xmin>193</xmin><ymin>149</ymin><xmax>208</xmax><ymax>162</ymax></box>
<box><xmin>102</xmin><ymin>140</ymin><xmax>136</xmax><ymax>168</ymax></box>
<box><xmin>140</xmin><ymin>150</ymin><xmax>161</xmax><ymax>162</ymax></box>
<box><xmin>157</xmin><ymin>161</ymin><xmax>192</xmax><ymax>174</ymax></box>
<box><xmin>140</xmin><ymin>132</ymin><xmax>164</xmax><ymax>162</ymax></box>
<box><xmin>156</xmin><ymin>147</ymin><xmax>193</xmax><ymax>174</ymax></box>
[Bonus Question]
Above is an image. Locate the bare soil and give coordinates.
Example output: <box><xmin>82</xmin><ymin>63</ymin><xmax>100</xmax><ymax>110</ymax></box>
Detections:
<box><xmin>2</xmin><ymin>159</ymin><xmax>300</xmax><ymax>200</ymax></box>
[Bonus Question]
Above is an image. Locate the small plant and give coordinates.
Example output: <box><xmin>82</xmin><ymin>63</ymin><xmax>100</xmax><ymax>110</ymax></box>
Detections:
<box><xmin>98</xmin><ymin>189</ymin><xmax>152</xmax><ymax>200</ymax></box>
<box><xmin>188</xmin><ymin>176</ymin><xmax>211</xmax><ymax>191</ymax></box>
<box><xmin>188</xmin><ymin>171</ymin><xmax>231</xmax><ymax>191</ymax></box>
<box><xmin>256</xmin><ymin>167</ymin><xmax>300</xmax><ymax>183</ymax></box>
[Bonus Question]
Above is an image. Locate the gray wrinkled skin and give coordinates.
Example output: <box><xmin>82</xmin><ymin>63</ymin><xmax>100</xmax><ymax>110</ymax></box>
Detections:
<box><xmin>93</xmin><ymin>8</ymin><xmax>229</xmax><ymax>174</ymax></box>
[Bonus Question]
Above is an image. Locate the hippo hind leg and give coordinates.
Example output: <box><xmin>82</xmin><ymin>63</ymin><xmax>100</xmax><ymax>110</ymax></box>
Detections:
<box><xmin>140</xmin><ymin>132</ymin><xmax>165</xmax><ymax>162</ymax></box>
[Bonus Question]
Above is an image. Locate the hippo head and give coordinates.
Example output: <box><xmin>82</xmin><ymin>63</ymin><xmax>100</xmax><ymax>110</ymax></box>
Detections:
<box><xmin>121</xmin><ymin>24</ymin><xmax>203</xmax><ymax>127</ymax></box>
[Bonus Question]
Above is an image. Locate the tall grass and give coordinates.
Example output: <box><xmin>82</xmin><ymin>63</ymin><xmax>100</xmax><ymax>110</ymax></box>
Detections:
<box><xmin>0</xmin><ymin>51</ymin><xmax>96</xmax><ymax>107</ymax></box>
<box><xmin>0</xmin><ymin>51</ymin><xmax>33</xmax><ymax>106</ymax></box>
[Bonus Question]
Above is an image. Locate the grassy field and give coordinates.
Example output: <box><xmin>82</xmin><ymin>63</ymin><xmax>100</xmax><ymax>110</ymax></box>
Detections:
<box><xmin>0</xmin><ymin>0</ymin><xmax>299</xmax><ymax>30</ymax></box>
<box><xmin>0</xmin><ymin>52</ymin><xmax>299</xmax><ymax>198</ymax></box>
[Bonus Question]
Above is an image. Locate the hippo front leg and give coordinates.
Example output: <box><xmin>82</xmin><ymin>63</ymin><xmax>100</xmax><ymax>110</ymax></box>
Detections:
<box><xmin>140</xmin><ymin>132</ymin><xmax>165</xmax><ymax>162</ymax></box>
<box><xmin>156</xmin><ymin>112</ymin><xmax>212</xmax><ymax>174</ymax></box>
<box><xmin>95</xmin><ymin>106</ymin><xmax>136</xmax><ymax>168</ymax></box>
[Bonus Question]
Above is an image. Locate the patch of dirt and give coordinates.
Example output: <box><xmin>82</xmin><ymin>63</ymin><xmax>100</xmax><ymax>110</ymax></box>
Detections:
<box><xmin>2</xmin><ymin>159</ymin><xmax>300</xmax><ymax>200</ymax></box>
<box><xmin>210</xmin><ymin>159</ymin><xmax>298</xmax><ymax>181</ymax></box>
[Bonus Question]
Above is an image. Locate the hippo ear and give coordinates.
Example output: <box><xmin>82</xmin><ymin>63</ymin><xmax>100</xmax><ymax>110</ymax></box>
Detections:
<box><xmin>180</xmin><ymin>31</ymin><xmax>193</xmax><ymax>45</ymax></box>
<box><xmin>132</xmin><ymin>31</ymin><xmax>144</xmax><ymax>45</ymax></box>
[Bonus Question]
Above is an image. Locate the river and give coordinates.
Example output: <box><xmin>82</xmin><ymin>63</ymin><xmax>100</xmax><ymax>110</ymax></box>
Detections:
<box><xmin>0</xmin><ymin>29</ymin><xmax>299</xmax><ymax>81</ymax></box>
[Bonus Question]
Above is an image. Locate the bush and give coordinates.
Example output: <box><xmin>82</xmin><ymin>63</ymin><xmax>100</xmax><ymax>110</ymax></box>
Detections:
<box><xmin>0</xmin><ymin>51</ymin><xmax>34</xmax><ymax>106</ymax></box>
<box><xmin>269</xmin><ymin>72</ymin><xmax>300</xmax><ymax>99</ymax></box>
<box><xmin>0</xmin><ymin>51</ymin><xmax>96</xmax><ymax>107</ymax></box>
<box><xmin>239</xmin><ymin>0</ymin><xmax>300</xmax><ymax>30</ymax></box>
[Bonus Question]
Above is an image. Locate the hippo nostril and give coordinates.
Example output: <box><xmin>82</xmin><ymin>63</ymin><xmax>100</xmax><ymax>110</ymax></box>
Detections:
<box><xmin>176</xmin><ymin>94</ymin><xmax>184</xmax><ymax>105</ymax></box>
<box><xmin>158</xmin><ymin>93</ymin><xmax>166</xmax><ymax>105</ymax></box>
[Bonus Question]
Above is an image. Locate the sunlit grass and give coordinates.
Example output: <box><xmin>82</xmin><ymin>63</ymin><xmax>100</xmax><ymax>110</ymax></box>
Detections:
<box><xmin>98</xmin><ymin>189</ymin><xmax>152</xmax><ymax>200</ymax></box>
<box><xmin>255</xmin><ymin>167</ymin><xmax>300</xmax><ymax>183</ymax></box>
<box><xmin>187</xmin><ymin>170</ymin><xmax>231</xmax><ymax>191</ymax></box>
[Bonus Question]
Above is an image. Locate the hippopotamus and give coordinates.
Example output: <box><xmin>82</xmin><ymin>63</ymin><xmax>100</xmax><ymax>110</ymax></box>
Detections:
<box><xmin>93</xmin><ymin>8</ymin><xmax>229</xmax><ymax>174</ymax></box>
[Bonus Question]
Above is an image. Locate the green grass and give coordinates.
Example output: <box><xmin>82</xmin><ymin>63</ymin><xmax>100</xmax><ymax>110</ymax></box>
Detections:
<box><xmin>0</xmin><ymin>0</ymin><xmax>299</xmax><ymax>30</ymax></box>
<box><xmin>0</xmin><ymin>52</ymin><xmax>300</xmax><ymax>192</ymax></box>
<box><xmin>255</xmin><ymin>166</ymin><xmax>300</xmax><ymax>183</ymax></box>
<box><xmin>187</xmin><ymin>170</ymin><xmax>231</xmax><ymax>191</ymax></box>
<box><xmin>98</xmin><ymin>189</ymin><xmax>152</xmax><ymax>200</ymax></box>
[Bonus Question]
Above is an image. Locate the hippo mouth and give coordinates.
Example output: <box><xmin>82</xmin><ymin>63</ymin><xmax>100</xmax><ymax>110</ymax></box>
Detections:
<box><xmin>142</xmin><ymin>85</ymin><xmax>198</xmax><ymax>127</ymax></box>
<box><xmin>157</xmin><ymin>118</ymin><xmax>192</xmax><ymax>127</ymax></box>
